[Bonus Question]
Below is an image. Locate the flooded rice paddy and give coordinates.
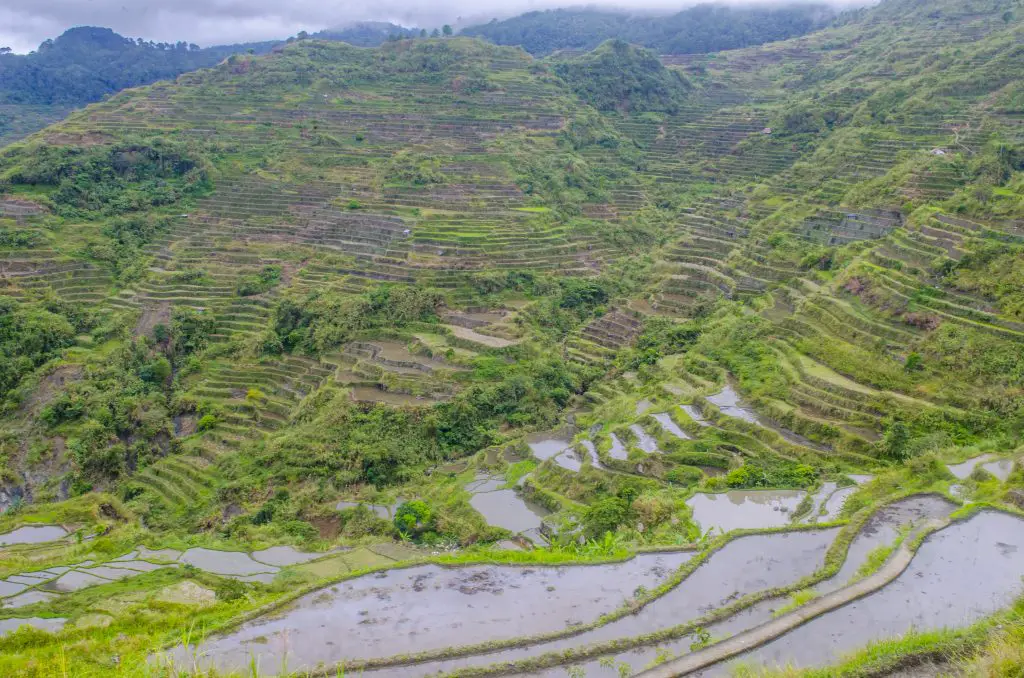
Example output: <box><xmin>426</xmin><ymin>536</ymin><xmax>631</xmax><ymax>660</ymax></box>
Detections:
<box><xmin>713</xmin><ymin>509</ymin><xmax>1024</xmax><ymax>673</ymax></box>
<box><xmin>580</xmin><ymin>440</ymin><xmax>604</xmax><ymax>469</ymax></box>
<box><xmin>170</xmin><ymin>552</ymin><xmax>694</xmax><ymax>674</ymax></box>
<box><xmin>704</xmin><ymin>385</ymin><xmax>825</xmax><ymax>449</ymax></box>
<box><xmin>608</xmin><ymin>433</ymin><xmax>628</xmax><ymax>460</ymax></box>
<box><xmin>629</xmin><ymin>424</ymin><xmax>661</xmax><ymax>453</ymax></box>
<box><xmin>152</xmin><ymin>497</ymin><xmax>1018</xmax><ymax>678</ymax></box>
<box><xmin>687</xmin><ymin>490</ymin><xmax>806</xmax><ymax>532</ymax></box>
<box><xmin>466</xmin><ymin>474</ymin><xmax>550</xmax><ymax>535</ymax></box>
<box><xmin>336</xmin><ymin>499</ymin><xmax>402</xmax><ymax>519</ymax></box>
<box><xmin>0</xmin><ymin>616</ymin><xmax>66</xmax><ymax>637</ymax></box>
<box><xmin>0</xmin><ymin>525</ymin><xmax>68</xmax><ymax>546</ymax></box>
<box><xmin>0</xmin><ymin>545</ymin><xmax>330</xmax><ymax>611</ymax></box>
<box><xmin>353</xmin><ymin>529</ymin><xmax>838</xmax><ymax>678</ymax></box>
<box><xmin>526</xmin><ymin>433</ymin><xmax>585</xmax><ymax>472</ymax></box>
<box><xmin>681</xmin><ymin>404</ymin><xmax>710</xmax><ymax>426</ymax></box>
<box><xmin>706</xmin><ymin>384</ymin><xmax>761</xmax><ymax>424</ymax></box>
<box><xmin>521</xmin><ymin>496</ymin><xmax>959</xmax><ymax>678</ymax></box>
<box><xmin>652</xmin><ymin>412</ymin><xmax>690</xmax><ymax>439</ymax></box>
<box><xmin>947</xmin><ymin>454</ymin><xmax>1018</xmax><ymax>481</ymax></box>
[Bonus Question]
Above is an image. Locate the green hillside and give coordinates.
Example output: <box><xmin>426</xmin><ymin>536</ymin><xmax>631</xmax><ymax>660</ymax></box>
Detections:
<box><xmin>0</xmin><ymin>0</ymin><xmax>1021</xmax><ymax>675</ymax></box>
<box><xmin>461</xmin><ymin>3</ymin><xmax>836</xmax><ymax>56</ymax></box>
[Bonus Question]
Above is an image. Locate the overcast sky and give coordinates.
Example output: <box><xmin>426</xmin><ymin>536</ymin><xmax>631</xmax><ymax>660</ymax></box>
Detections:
<box><xmin>0</xmin><ymin>0</ymin><xmax>869</xmax><ymax>54</ymax></box>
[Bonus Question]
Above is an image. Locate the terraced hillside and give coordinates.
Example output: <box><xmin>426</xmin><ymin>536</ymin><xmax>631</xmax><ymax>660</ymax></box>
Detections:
<box><xmin>0</xmin><ymin>0</ymin><xmax>1021</xmax><ymax>675</ymax></box>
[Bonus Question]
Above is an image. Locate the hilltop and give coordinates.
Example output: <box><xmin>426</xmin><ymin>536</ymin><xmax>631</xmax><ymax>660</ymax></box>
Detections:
<box><xmin>0</xmin><ymin>0</ymin><xmax>1021</xmax><ymax>674</ymax></box>
<box><xmin>461</xmin><ymin>2</ymin><xmax>836</xmax><ymax>55</ymax></box>
<box><xmin>0</xmin><ymin>4</ymin><xmax>842</xmax><ymax>148</ymax></box>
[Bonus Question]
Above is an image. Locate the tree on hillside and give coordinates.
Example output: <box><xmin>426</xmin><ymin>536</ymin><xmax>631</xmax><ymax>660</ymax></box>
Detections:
<box><xmin>442</xmin><ymin>25</ymin><xmax>453</xmax><ymax>37</ymax></box>
<box><xmin>461</xmin><ymin>4</ymin><xmax>834</xmax><ymax>56</ymax></box>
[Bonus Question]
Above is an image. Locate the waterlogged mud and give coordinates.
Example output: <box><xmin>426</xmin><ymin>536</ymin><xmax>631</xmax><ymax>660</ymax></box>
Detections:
<box><xmin>527</xmin><ymin>434</ymin><xmax>583</xmax><ymax>471</ymax></box>
<box><xmin>717</xmin><ymin>510</ymin><xmax>1024</xmax><ymax>673</ymax></box>
<box><xmin>706</xmin><ymin>385</ymin><xmax>759</xmax><ymax>424</ymax></box>
<box><xmin>817</xmin><ymin>495</ymin><xmax>956</xmax><ymax>595</ymax></box>
<box><xmin>580</xmin><ymin>440</ymin><xmax>604</xmax><ymax>469</ymax></box>
<box><xmin>0</xmin><ymin>617</ymin><xmax>66</xmax><ymax>637</ymax></box>
<box><xmin>608</xmin><ymin>433</ymin><xmax>628</xmax><ymax>460</ymax></box>
<box><xmin>519</xmin><ymin>496</ymin><xmax>959</xmax><ymax>678</ymax></box>
<box><xmin>0</xmin><ymin>525</ymin><xmax>68</xmax><ymax>546</ymax></box>
<box><xmin>652</xmin><ymin>413</ymin><xmax>690</xmax><ymax>439</ymax></box>
<box><xmin>358</xmin><ymin>529</ymin><xmax>838</xmax><ymax>678</ymax></box>
<box><xmin>681</xmin><ymin>405</ymin><xmax>710</xmax><ymax>426</ymax></box>
<box><xmin>170</xmin><ymin>552</ymin><xmax>693</xmax><ymax>674</ymax></box>
<box><xmin>179</xmin><ymin>548</ymin><xmax>279</xmax><ymax>576</ymax></box>
<box><xmin>687</xmin><ymin>490</ymin><xmax>806</xmax><ymax>533</ymax></box>
<box><xmin>821</xmin><ymin>486</ymin><xmax>857</xmax><ymax>521</ymax></box>
<box><xmin>468</xmin><ymin>478</ymin><xmax>550</xmax><ymax>535</ymax></box>
<box><xmin>630</xmin><ymin>424</ymin><xmax>661</xmax><ymax>453</ymax></box>
<box><xmin>947</xmin><ymin>454</ymin><xmax>1017</xmax><ymax>481</ymax></box>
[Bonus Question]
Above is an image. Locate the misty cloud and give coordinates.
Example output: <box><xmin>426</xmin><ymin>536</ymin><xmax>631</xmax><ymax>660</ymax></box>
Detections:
<box><xmin>0</xmin><ymin>0</ymin><xmax>871</xmax><ymax>54</ymax></box>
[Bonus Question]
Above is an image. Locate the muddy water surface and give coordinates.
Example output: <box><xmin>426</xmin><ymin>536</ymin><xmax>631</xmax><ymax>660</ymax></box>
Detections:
<box><xmin>652</xmin><ymin>412</ymin><xmax>690</xmax><ymax>439</ymax></box>
<box><xmin>629</xmin><ymin>424</ymin><xmax>661</xmax><ymax>453</ymax></box>
<box><xmin>172</xmin><ymin>552</ymin><xmax>693</xmax><ymax>674</ymax></box>
<box><xmin>687</xmin><ymin>490</ymin><xmax>805</xmax><ymax>532</ymax></box>
<box><xmin>0</xmin><ymin>617</ymin><xmax>66</xmax><ymax>637</ymax></box>
<box><xmin>681</xmin><ymin>405</ymin><xmax>710</xmax><ymax>426</ymax></box>
<box><xmin>359</xmin><ymin>529</ymin><xmax>838</xmax><ymax>678</ymax></box>
<box><xmin>527</xmin><ymin>434</ymin><xmax>583</xmax><ymax>472</ymax></box>
<box><xmin>519</xmin><ymin>496</ymin><xmax>959</xmax><ymax>678</ymax></box>
<box><xmin>580</xmin><ymin>440</ymin><xmax>604</xmax><ymax>469</ymax></box>
<box><xmin>608</xmin><ymin>433</ymin><xmax>628</xmax><ymax>460</ymax></box>
<box><xmin>0</xmin><ymin>525</ymin><xmax>68</xmax><ymax>546</ymax></box>
<box><xmin>716</xmin><ymin>510</ymin><xmax>1024</xmax><ymax>673</ymax></box>
<box><xmin>469</xmin><ymin>490</ymin><xmax>550</xmax><ymax>534</ymax></box>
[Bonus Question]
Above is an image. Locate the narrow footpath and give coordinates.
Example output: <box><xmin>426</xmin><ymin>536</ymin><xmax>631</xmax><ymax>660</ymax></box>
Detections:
<box><xmin>635</xmin><ymin>519</ymin><xmax>947</xmax><ymax>678</ymax></box>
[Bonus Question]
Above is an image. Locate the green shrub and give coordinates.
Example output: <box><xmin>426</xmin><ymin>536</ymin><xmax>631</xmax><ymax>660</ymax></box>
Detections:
<box><xmin>394</xmin><ymin>500</ymin><xmax>433</xmax><ymax>536</ymax></box>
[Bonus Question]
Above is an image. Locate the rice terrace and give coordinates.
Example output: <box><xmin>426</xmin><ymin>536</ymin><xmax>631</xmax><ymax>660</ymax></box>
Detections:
<box><xmin>0</xmin><ymin>0</ymin><xmax>1022</xmax><ymax>675</ymax></box>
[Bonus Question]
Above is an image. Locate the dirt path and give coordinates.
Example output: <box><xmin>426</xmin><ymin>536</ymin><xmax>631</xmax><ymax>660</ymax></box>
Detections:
<box><xmin>634</xmin><ymin>519</ymin><xmax>947</xmax><ymax>678</ymax></box>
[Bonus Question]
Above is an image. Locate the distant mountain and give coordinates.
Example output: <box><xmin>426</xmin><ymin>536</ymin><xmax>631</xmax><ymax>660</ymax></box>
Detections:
<box><xmin>0</xmin><ymin>24</ymin><xmax>420</xmax><ymax>146</ymax></box>
<box><xmin>0</xmin><ymin>23</ymin><xmax>423</xmax><ymax>109</ymax></box>
<box><xmin>0</xmin><ymin>27</ymin><xmax>277</xmax><ymax>106</ymax></box>
<box><xmin>311</xmin><ymin>21</ymin><xmax>420</xmax><ymax>46</ymax></box>
<box><xmin>461</xmin><ymin>3</ymin><xmax>837</xmax><ymax>56</ymax></box>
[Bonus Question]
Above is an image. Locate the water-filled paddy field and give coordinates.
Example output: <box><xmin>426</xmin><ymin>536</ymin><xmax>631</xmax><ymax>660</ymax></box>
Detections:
<box><xmin>155</xmin><ymin>495</ymin><xmax>1024</xmax><ymax>678</ymax></box>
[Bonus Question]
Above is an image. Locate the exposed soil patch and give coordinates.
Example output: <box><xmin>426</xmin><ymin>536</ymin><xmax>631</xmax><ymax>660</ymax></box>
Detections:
<box><xmin>173</xmin><ymin>414</ymin><xmax>197</xmax><ymax>438</ymax></box>
<box><xmin>42</xmin><ymin>131</ymin><xmax>111</xmax><ymax>147</ymax></box>
<box><xmin>21</xmin><ymin>365</ymin><xmax>83</xmax><ymax>417</ymax></box>
<box><xmin>134</xmin><ymin>302</ymin><xmax>172</xmax><ymax>339</ymax></box>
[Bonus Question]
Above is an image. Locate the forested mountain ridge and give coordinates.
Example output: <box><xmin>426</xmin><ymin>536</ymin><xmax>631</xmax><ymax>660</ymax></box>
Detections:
<box><xmin>0</xmin><ymin>27</ymin><xmax>281</xmax><ymax>107</ymax></box>
<box><xmin>0</xmin><ymin>0</ymin><xmax>1022</xmax><ymax>674</ymax></box>
<box><xmin>0</xmin><ymin>23</ymin><xmax>414</xmax><ymax>147</ymax></box>
<box><xmin>0</xmin><ymin>5</ymin><xmax>840</xmax><ymax>148</ymax></box>
<box><xmin>460</xmin><ymin>3</ymin><xmax>837</xmax><ymax>55</ymax></box>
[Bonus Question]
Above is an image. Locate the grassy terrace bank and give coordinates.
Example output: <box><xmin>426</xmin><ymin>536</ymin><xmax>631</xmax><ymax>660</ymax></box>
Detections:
<box><xmin>0</xmin><ymin>0</ymin><xmax>1022</xmax><ymax>675</ymax></box>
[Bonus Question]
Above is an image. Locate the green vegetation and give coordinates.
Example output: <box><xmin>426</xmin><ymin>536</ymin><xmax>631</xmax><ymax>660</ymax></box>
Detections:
<box><xmin>553</xmin><ymin>40</ymin><xmax>691</xmax><ymax>114</ymax></box>
<box><xmin>461</xmin><ymin>4</ymin><xmax>835</xmax><ymax>56</ymax></box>
<box><xmin>0</xmin><ymin>0</ymin><xmax>1021</xmax><ymax>674</ymax></box>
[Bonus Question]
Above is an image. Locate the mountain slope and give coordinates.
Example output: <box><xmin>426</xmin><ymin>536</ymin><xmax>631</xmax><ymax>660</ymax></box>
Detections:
<box><xmin>461</xmin><ymin>3</ymin><xmax>836</xmax><ymax>56</ymax></box>
<box><xmin>0</xmin><ymin>0</ymin><xmax>1021</xmax><ymax>674</ymax></box>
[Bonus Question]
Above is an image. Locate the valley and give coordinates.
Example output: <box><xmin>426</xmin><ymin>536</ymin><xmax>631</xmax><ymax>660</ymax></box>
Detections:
<box><xmin>0</xmin><ymin>0</ymin><xmax>1022</xmax><ymax>675</ymax></box>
